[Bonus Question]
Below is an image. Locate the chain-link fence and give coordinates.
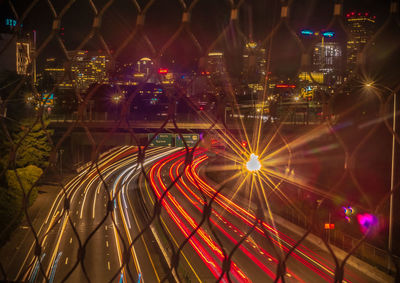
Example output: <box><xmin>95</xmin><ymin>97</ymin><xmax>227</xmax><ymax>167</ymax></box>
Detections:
<box><xmin>0</xmin><ymin>0</ymin><xmax>400</xmax><ymax>282</ymax></box>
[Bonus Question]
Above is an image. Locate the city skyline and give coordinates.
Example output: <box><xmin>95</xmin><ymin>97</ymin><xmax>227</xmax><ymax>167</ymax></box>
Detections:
<box><xmin>0</xmin><ymin>1</ymin><xmax>399</xmax><ymax>282</ymax></box>
<box><xmin>1</xmin><ymin>1</ymin><xmax>397</xmax><ymax>73</ymax></box>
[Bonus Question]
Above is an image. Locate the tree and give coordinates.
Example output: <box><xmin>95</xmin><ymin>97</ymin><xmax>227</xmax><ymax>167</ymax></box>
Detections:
<box><xmin>5</xmin><ymin>165</ymin><xmax>43</xmax><ymax>207</ymax></box>
<box><xmin>0</xmin><ymin>165</ymin><xmax>43</xmax><ymax>244</ymax></box>
<box><xmin>11</xmin><ymin>119</ymin><xmax>53</xmax><ymax>169</ymax></box>
<box><xmin>0</xmin><ymin>71</ymin><xmax>53</xmax><ymax>244</ymax></box>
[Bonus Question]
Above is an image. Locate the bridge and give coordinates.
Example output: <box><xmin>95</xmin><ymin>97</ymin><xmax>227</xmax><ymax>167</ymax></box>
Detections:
<box><xmin>48</xmin><ymin>115</ymin><xmax>322</xmax><ymax>170</ymax></box>
<box><xmin>49</xmin><ymin>119</ymin><xmax>230</xmax><ymax>131</ymax></box>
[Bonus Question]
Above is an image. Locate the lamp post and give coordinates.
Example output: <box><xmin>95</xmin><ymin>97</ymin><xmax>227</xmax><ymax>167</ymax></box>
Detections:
<box><xmin>365</xmin><ymin>82</ymin><xmax>397</xmax><ymax>268</ymax></box>
<box><xmin>111</xmin><ymin>93</ymin><xmax>123</xmax><ymax>120</ymax></box>
<box><xmin>59</xmin><ymin>149</ymin><xmax>64</xmax><ymax>176</ymax></box>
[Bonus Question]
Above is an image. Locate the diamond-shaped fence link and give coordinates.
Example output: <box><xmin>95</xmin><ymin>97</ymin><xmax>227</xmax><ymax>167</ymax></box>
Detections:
<box><xmin>0</xmin><ymin>0</ymin><xmax>399</xmax><ymax>282</ymax></box>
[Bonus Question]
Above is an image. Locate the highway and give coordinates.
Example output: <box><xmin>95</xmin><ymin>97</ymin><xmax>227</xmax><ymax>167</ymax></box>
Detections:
<box><xmin>7</xmin><ymin>146</ymin><xmax>178</xmax><ymax>283</ymax></box>
<box><xmin>142</xmin><ymin>148</ymin><xmax>380</xmax><ymax>283</ymax></box>
<box><xmin>4</xmin><ymin>146</ymin><xmax>383</xmax><ymax>282</ymax></box>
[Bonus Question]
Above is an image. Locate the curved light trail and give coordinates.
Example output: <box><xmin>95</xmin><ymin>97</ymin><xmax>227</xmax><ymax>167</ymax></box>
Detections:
<box><xmin>146</xmin><ymin>148</ymin><xmax>371</xmax><ymax>282</ymax></box>
<box><xmin>9</xmin><ymin>146</ymin><xmax>376</xmax><ymax>283</ymax></box>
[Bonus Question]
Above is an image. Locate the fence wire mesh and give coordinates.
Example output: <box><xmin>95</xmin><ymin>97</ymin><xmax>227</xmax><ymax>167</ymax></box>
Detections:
<box><xmin>0</xmin><ymin>0</ymin><xmax>400</xmax><ymax>282</ymax></box>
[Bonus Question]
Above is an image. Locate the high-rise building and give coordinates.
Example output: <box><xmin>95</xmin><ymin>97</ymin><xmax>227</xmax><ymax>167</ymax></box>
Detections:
<box><xmin>1</xmin><ymin>15</ymin><xmax>18</xmax><ymax>72</ymax></box>
<box><xmin>64</xmin><ymin>50</ymin><xmax>112</xmax><ymax>90</ymax></box>
<box><xmin>345</xmin><ymin>11</ymin><xmax>376</xmax><ymax>74</ymax></box>
<box><xmin>135</xmin><ymin>57</ymin><xmax>154</xmax><ymax>76</ymax></box>
<box><xmin>242</xmin><ymin>41</ymin><xmax>267</xmax><ymax>83</ymax></box>
<box><xmin>16</xmin><ymin>39</ymin><xmax>32</xmax><ymax>75</ymax></box>
<box><xmin>300</xmin><ymin>30</ymin><xmax>343</xmax><ymax>85</ymax></box>
<box><xmin>132</xmin><ymin>57</ymin><xmax>158</xmax><ymax>83</ymax></box>
<box><xmin>207</xmin><ymin>52</ymin><xmax>226</xmax><ymax>78</ymax></box>
<box><xmin>44</xmin><ymin>57</ymin><xmax>65</xmax><ymax>85</ymax></box>
<box><xmin>0</xmin><ymin>33</ymin><xmax>17</xmax><ymax>72</ymax></box>
<box><xmin>312</xmin><ymin>35</ymin><xmax>342</xmax><ymax>86</ymax></box>
<box><xmin>1</xmin><ymin>15</ymin><xmax>35</xmax><ymax>76</ymax></box>
<box><xmin>313</xmin><ymin>41</ymin><xmax>342</xmax><ymax>74</ymax></box>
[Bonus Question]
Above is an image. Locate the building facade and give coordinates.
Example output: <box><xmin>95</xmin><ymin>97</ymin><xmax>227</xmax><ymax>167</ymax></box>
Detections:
<box><xmin>43</xmin><ymin>57</ymin><xmax>65</xmax><ymax>85</ymax></box>
<box><xmin>299</xmin><ymin>29</ymin><xmax>343</xmax><ymax>86</ymax></box>
<box><xmin>242</xmin><ymin>41</ymin><xmax>267</xmax><ymax>84</ymax></box>
<box><xmin>16</xmin><ymin>39</ymin><xmax>32</xmax><ymax>75</ymax></box>
<box><xmin>207</xmin><ymin>52</ymin><xmax>226</xmax><ymax>79</ymax></box>
<box><xmin>312</xmin><ymin>35</ymin><xmax>342</xmax><ymax>86</ymax></box>
<box><xmin>313</xmin><ymin>41</ymin><xmax>342</xmax><ymax>75</ymax></box>
<box><xmin>345</xmin><ymin>11</ymin><xmax>376</xmax><ymax>74</ymax></box>
<box><xmin>64</xmin><ymin>50</ymin><xmax>112</xmax><ymax>90</ymax></box>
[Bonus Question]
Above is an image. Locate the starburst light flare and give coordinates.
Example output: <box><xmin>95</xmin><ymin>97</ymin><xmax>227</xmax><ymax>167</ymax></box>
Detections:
<box><xmin>246</xmin><ymin>153</ymin><xmax>262</xmax><ymax>172</ymax></box>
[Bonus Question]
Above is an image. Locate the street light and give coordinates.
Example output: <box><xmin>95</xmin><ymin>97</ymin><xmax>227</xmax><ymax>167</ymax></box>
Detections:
<box><xmin>111</xmin><ymin>94</ymin><xmax>123</xmax><ymax>104</ymax></box>
<box><xmin>246</xmin><ymin>153</ymin><xmax>261</xmax><ymax>172</ymax></box>
<box><xmin>365</xmin><ymin>82</ymin><xmax>397</xmax><ymax>266</ymax></box>
<box><xmin>111</xmin><ymin>94</ymin><xmax>123</xmax><ymax>120</ymax></box>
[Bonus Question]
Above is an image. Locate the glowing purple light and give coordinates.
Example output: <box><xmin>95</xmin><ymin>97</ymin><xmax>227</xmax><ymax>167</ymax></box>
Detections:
<box><xmin>357</xmin><ymin>213</ymin><xmax>378</xmax><ymax>234</ymax></box>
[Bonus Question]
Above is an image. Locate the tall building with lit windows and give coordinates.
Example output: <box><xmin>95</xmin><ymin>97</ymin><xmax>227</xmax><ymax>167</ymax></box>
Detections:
<box><xmin>132</xmin><ymin>57</ymin><xmax>158</xmax><ymax>83</ymax></box>
<box><xmin>313</xmin><ymin>41</ymin><xmax>342</xmax><ymax>75</ymax></box>
<box><xmin>62</xmin><ymin>50</ymin><xmax>112</xmax><ymax>90</ymax></box>
<box><xmin>345</xmin><ymin>11</ymin><xmax>376</xmax><ymax>74</ymax></box>
<box><xmin>242</xmin><ymin>41</ymin><xmax>267</xmax><ymax>83</ymax></box>
<box><xmin>135</xmin><ymin>57</ymin><xmax>154</xmax><ymax>76</ymax></box>
<box><xmin>1</xmin><ymin>16</ymin><xmax>20</xmax><ymax>72</ymax></box>
<box><xmin>44</xmin><ymin>57</ymin><xmax>65</xmax><ymax>85</ymax></box>
<box><xmin>312</xmin><ymin>34</ymin><xmax>342</xmax><ymax>85</ymax></box>
<box><xmin>300</xmin><ymin>29</ymin><xmax>343</xmax><ymax>85</ymax></box>
<box><xmin>207</xmin><ymin>52</ymin><xmax>226</xmax><ymax>78</ymax></box>
<box><xmin>16</xmin><ymin>39</ymin><xmax>32</xmax><ymax>75</ymax></box>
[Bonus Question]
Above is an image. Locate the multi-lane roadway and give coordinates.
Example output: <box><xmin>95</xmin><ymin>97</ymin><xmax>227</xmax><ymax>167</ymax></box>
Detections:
<box><xmin>4</xmin><ymin>146</ymin><xmax>177</xmax><ymax>282</ymax></box>
<box><xmin>2</xmin><ymin>146</ymin><xmax>384</xmax><ymax>282</ymax></box>
<box><xmin>144</xmin><ymin>148</ymin><xmax>379</xmax><ymax>283</ymax></box>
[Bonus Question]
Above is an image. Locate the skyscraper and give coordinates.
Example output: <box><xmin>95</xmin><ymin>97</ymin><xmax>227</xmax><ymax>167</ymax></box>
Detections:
<box><xmin>64</xmin><ymin>50</ymin><xmax>112</xmax><ymax>90</ymax></box>
<box><xmin>135</xmin><ymin>57</ymin><xmax>154</xmax><ymax>77</ymax></box>
<box><xmin>16</xmin><ymin>38</ymin><xmax>32</xmax><ymax>75</ymax></box>
<box><xmin>207</xmin><ymin>52</ymin><xmax>226</xmax><ymax>79</ymax></box>
<box><xmin>299</xmin><ymin>30</ymin><xmax>343</xmax><ymax>86</ymax></box>
<box><xmin>345</xmin><ymin>11</ymin><xmax>376</xmax><ymax>74</ymax></box>
<box><xmin>44</xmin><ymin>57</ymin><xmax>65</xmax><ymax>85</ymax></box>
<box><xmin>312</xmin><ymin>35</ymin><xmax>342</xmax><ymax>86</ymax></box>
<box><xmin>313</xmin><ymin>41</ymin><xmax>342</xmax><ymax>74</ymax></box>
<box><xmin>242</xmin><ymin>41</ymin><xmax>267</xmax><ymax>84</ymax></box>
<box><xmin>133</xmin><ymin>57</ymin><xmax>158</xmax><ymax>83</ymax></box>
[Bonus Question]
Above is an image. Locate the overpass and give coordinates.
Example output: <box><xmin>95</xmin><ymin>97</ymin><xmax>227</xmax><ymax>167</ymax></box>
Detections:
<box><xmin>49</xmin><ymin>119</ymin><xmax>231</xmax><ymax>131</ymax></box>
<box><xmin>48</xmin><ymin>116</ymin><xmax>322</xmax><ymax>171</ymax></box>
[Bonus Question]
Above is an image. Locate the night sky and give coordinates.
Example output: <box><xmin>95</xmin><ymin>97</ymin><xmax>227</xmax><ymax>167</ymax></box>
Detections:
<box><xmin>0</xmin><ymin>0</ymin><xmax>398</xmax><ymax>76</ymax></box>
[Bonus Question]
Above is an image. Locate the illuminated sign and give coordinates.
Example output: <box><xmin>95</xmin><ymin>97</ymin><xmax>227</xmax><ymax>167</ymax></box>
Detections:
<box><xmin>276</xmin><ymin>84</ymin><xmax>296</xmax><ymax>89</ymax></box>
<box><xmin>246</xmin><ymin>42</ymin><xmax>257</xmax><ymax>48</ymax></box>
<box><xmin>301</xmin><ymin>86</ymin><xmax>316</xmax><ymax>98</ymax></box>
<box><xmin>16</xmin><ymin>42</ymin><xmax>31</xmax><ymax>75</ymax></box>
<box><xmin>301</xmin><ymin>29</ymin><xmax>335</xmax><ymax>38</ymax></box>
<box><xmin>301</xmin><ymin>29</ymin><xmax>314</xmax><ymax>35</ymax></box>
<box><xmin>208</xmin><ymin>52</ymin><xmax>223</xmax><ymax>56</ymax></box>
<box><xmin>175</xmin><ymin>134</ymin><xmax>199</xmax><ymax>148</ymax></box>
<box><xmin>5</xmin><ymin>18</ymin><xmax>18</xmax><ymax>27</ymax></box>
<box><xmin>322</xmin><ymin>31</ymin><xmax>335</xmax><ymax>38</ymax></box>
<box><xmin>158</xmin><ymin>68</ymin><xmax>168</xmax><ymax>74</ymax></box>
<box><xmin>148</xmin><ymin>133</ymin><xmax>173</xmax><ymax>147</ymax></box>
<box><xmin>298</xmin><ymin>72</ymin><xmax>324</xmax><ymax>84</ymax></box>
<box><xmin>324</xmin><ymin>223</ymin><xmax>335</xmax><ymax>229</ymax></box>
<box><xmin>42</xmin><ymin>93</ymin><xmax>54</xmax><ymax>105</ymax></box>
